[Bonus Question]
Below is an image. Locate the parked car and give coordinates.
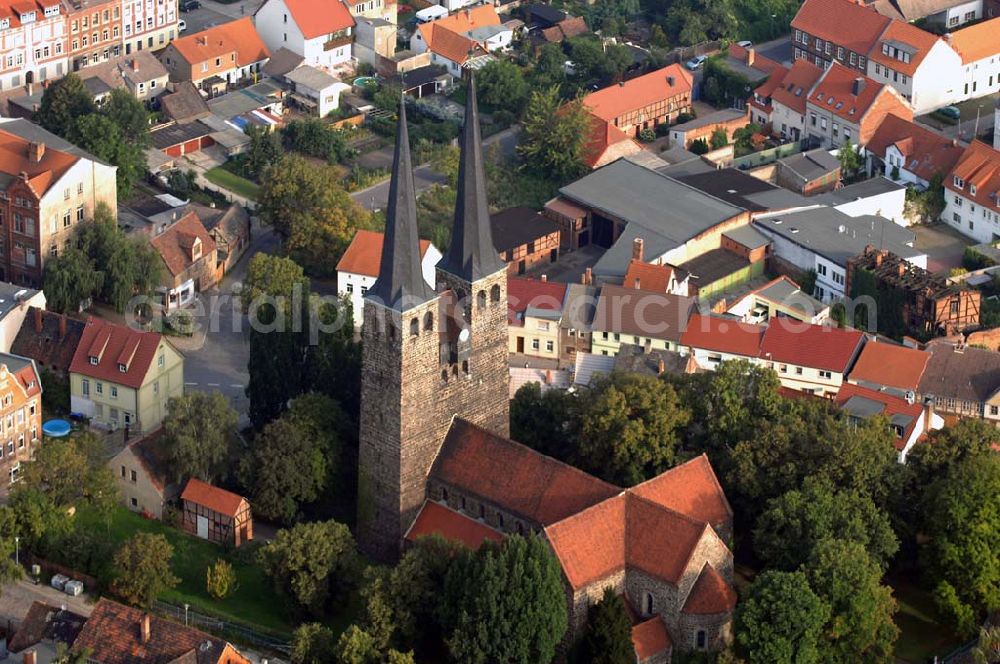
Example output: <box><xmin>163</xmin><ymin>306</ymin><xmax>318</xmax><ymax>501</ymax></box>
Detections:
<box><xmin>179</xmin><ymin>0</ymin><xmax>200</xmax><ymax>11</ymax></box>
<box><xmin>938</xmin><ymin>105</ymin><xmax>961</xmax><ymax>120</ymax></box>
<box><xmin>736</xmin><ymin>40</ymin><xmax>752</xmax><ymax>48</ymax></box>
<box><xmin>685</xmin><ymin>55</ymin><xmax>707</xmax><ymax>71</ymax></box>
<box><xmin>178</xmin><ymin>19</ymin><xmax>186</xmax><ymax>31</ymax></box>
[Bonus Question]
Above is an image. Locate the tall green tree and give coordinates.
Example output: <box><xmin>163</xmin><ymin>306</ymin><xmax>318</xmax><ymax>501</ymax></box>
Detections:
<box><xmin>245</xmin><ymin>125</ymin><xmax>283</xmax><ymax>180</ymax></box>
<box><xmin>0</xmin><ymin>508</ymin><xmax>24</xmax><ymax>594</ymax></box>
<box><xmin>579</xmin><ymin>588</ymin><xmax>634</xmax><ymax>664</ymax></box>
<box><xmin>577</xmin><ymin>372</ymin><xmax>691</xmax><ymax>485</ymax></box>
<box><xmin>922</xmin><ymin>454</ymin><xmax>1000</xmax><ymax>636</ymax></box>
<box><xmin>164</xmin><ymin>391</ymin><xmax>238</xmax><ymax>483</ymax></box>
<box><xmin>101</xmin><ymin>88</ymin><xmax>151</xmax><ymax>147</ymax></box>
<box><xmin>112</xmin><ymin>533</ymin><xmax>179</xmax><ymax>607</ymax></box>
<box><xmin>442</xmin><ymin>535</ymin><xmax>568</xmax><ymax>664</ymax></box>
<box><xmin>518</xmin><ymin>86</ymin><xmax>589</xmax><ymax>183</ymax></box>
<box><xmin>837</xmin><ymin>139</ymin><xmax>862</xmax><ymax>178</ymax></box>
<box><xmin>69</xmin><ymin>113</ymin><xmax>145</xmax><ymax>200</ymax></box>
<box><xmin>42</xmin><ymin>245</ymin><xmax>103</xmax><ymax>314</ymax></box>
<box><xmin>292</xmin><ymin>623</ymin><xmax>337</xmax><ymax>664</ymax></box>
<box><xmin>753</xmin><ymin>477</ymin><xmax>898</xmax><ymax>570</ymax></box>
<box><xmin>735</xmin><ymin>570</ymin><xmax>829</xmax><ymax>664</ymax></box>
<box><xmin>258</xmin><ymin>520</ymin><xmax>358</xmax><ymax>617</ymax></box>
<box><xmin>802</xmin><ymin>539</ymin><xmax>899</xmax><ymax>663</ymax></box>
<box><xmin>510</xmin><ymin>382</ymin><xmax>579</xmax><ymax>463</ymax></box>
<box><xmin>476</xmin><ymin>60</ymin><xmax>529</xmax><ymax>115</ymax></box>
<box><xmin>35</xmin><ymin>74</ymin><xmax>97</xmax><ymax>136</ymax></box>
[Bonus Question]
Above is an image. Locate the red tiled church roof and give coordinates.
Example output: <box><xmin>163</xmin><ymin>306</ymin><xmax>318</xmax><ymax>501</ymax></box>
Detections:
<box><xmin>681</xmin><ymin>563</ymin><xmax>737</xmax><ymax>615</ymax></box>
<box><xmin>405</xmin><ymin>500</ymin><xmax>503</xmax><ymax>550</ymax></box>
<box><xmin>431</xmin><ymin>418</ymin><xmax>620</xmax><ymax>526</ymax></box>
<box><xmin>630</xmin><ymin>454</ymin><xmax>732</xmax><ymax>528</ymax></box>
<box><xmin>543</xmin><ymin>495</ymin><xmax>626</xmax><ymax>588</ymax></box>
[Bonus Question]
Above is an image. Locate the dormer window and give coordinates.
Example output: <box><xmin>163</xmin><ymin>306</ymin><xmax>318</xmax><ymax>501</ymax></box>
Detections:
<box><xmin>970</xmin><ymin>184</ymin><xmax>977</xmax><ymax>195</ymax></box>
<box><xmin>118</xmin><ymin>362</ymin><xmax>127</xmax><ymax>373</ymax></box>
<box><xmin>89</xmin><ymin>355</ymin><xmax>98</xmax><ymax>365</ymax></box>
<box><xmin>954</xmin><ymin>176</ymin><xmax>965</xmax><ymax>188</ymax></box>
<box><xmin>0</xmin><ymin>18</ymin><xmax>9</xmax><ymax>29</ymax></box>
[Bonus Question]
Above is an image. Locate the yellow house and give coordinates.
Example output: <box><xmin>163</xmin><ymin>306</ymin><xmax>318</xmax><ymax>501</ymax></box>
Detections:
<box><xmin>69</xmin><ymin>318</ymin><xmax>184</xmax><ymax>434</ymax></box>
<box><xmin>507</xmin><ymin>277</ymin><xmax>567</xmax><ymax>361</ymax></box>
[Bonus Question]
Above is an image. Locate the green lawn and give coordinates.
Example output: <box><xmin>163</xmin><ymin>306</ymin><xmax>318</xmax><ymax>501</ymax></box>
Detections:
<box><xmin>204</xmin><ymin>166</ymin><xmax>260</xmax><ymax>200</ymax></box>
<box><xmin>76</xmin><ymin>506</ymin><xmax>292</xmax><ymax>636</ymax></box>
<box><xmin>892</xmin><ymin>577</ymin><xmax>963</xmax><ymax>663</ymax></box>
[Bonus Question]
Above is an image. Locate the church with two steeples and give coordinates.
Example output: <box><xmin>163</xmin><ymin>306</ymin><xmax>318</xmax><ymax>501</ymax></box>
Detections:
<box><xmin>357</xmin><ymin>75</ymin><xmax>739</xmax><ymax>659</ymax></box>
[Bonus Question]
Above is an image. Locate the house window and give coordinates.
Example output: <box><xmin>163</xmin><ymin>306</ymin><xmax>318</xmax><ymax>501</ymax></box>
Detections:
<box><xmin>696</xmin><ymin>631</ymin><xmax>707</xmax><ymax>649</ymax></box>
<box><xmin>82</xmin><ymin>379</ymin><xmax>89</xmax><ymax>396</ymax></box>
<box><xmin>130</xmin><ymin>497</ymin><xmax>138</xmax><ymax>507</ymax></box>
<box><xmin>545</xmin><ymin>340</ymin><xmax>554</xmax><ymax>352</ymax></box>
<box><xmin>96</xmin><ymin>382</ymin><xmax>103</xmax><ymax>395</ymax></box>
<box><xmin>819</xmin><ymin>370</ymin><xmax>832</xmax><ymax>379</ymax></box>
<box><xmin>795</xmin><ymin>367</ymin><xmax>803</xmax><ymax>375</ymax></box>
<box><xmin>531</xmin><ymin>338</ymin><xmax>539</xmax><ymax>350</ymax></box>
<box><xmin>110</xmin><ymin>386</ymin><xmax>118</xmax><ymax>398</ymax></box>
<box><xmin>991</xmin><ymin>405</ymin><xmax>998</xmax><ymax>416</ymax></box>
<box><xmin>158</xmin><ymin>353</ymin><xmax>164</xmax><ymax>367</ymax></box>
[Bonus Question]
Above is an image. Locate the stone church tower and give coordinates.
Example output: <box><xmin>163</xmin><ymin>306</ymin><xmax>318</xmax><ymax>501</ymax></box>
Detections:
<box><xmin>357</xmin><ymin>77</ymin><xmax>509</xmax><ymax>561</ymax></box>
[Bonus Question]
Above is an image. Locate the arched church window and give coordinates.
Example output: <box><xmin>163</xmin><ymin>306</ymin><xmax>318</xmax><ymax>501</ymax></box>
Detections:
<box><xmin>477</xmin><ymin>290</ymin><xmax>487</xmax><ymax>309</ymax></box>
<box><xmin>490</xmin><ymin>284</ymin><xmax>501</xmax><ymax>303</ymax></box>
<box><xmin>441</xmin><ymin>369</ymin><xmax>448</xmax><ymax>381</ymax></box>
<box><xmin>696</xmin><ymin>631</ymin><xmax>706</xmax><ymax>649</ymax></box>
<box><xmin>423</xmin><ymin>311</ymin><xmax>433</xmax><ymax>332</ymax></box>
<box><xmin>409</xmin><ymin>317</ymin><xmax>419</xmax><ymax>336</ymax></box>
<box><xmin>644</xmin><ymin>593</ymin><xmax>654</xmax><ymax>616</ymax></box>
<box><xmin>462</xmin><ymin>360</ymin><xmax>469</xmax><ymax>374</ymax></box>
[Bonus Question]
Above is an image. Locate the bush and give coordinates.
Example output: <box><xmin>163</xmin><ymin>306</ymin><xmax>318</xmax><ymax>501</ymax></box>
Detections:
<box><xmin>638</xmin><ymin>128</ymin><xmax>656</xmax><ymax>143</ymax></box>
<box><xmin>655</xmin><ymin>122</ymin><xmax>671</xmax><ymax>137</ymax></box>
<box><xmin>674</xmin><ymin>111</ymin><xmax>695</xmax><ymax>124</ymax></box>
<box><xmin>206</xmin><ymin>559</ymin><xmax>238</xmax><ymax>600</ymax></box>
<box><xmin>963</xmin><ymin>246</ymin><xmax>996</xmax><ymax>271</ymax></box>
<box><xmin>689</xmin><ymin>138</ymin><xmax>710</xmax><ymax>155</ymax></box>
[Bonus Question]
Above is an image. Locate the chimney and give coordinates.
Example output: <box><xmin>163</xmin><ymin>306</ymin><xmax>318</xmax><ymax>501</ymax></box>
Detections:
<box><xmin>58</xmin><ymin>314</ymin><xmax>66</xmax><ymax>339</ymax></box>
<box><xmin>131</xmin><ymin>58</ymin><xmax>139</xmax><ymax>71</ymax></box>
<box><xmin>852</xmin><ymin>77</ymin><xmax>865</xmax><ymax>96</ymax></box>
<box><xmin>619</xmin><ymin>80</ymin><xmax>625</xmax><ymax>87</ymax></box>
<box><xmin>140</xmin><ymin>614</ymin><xmax>151</xmax><ymax>643</ymax></box>
<box><xmin>29</xmin><ymin>141</ymin><xmax>44</xmax><ymax>162</ymax></box>
<box><xmin>632</xmin><ymin>237</ymin><xmax>644</xmax><ymax>262</ymax></box>
<box><xmin>23</xmin><ymin>649</ymin><xmax>36</xmax><ymax>664</ymax></box>
<box><xmin>540</xmin><ymin>274</ymin><xmax>547</xmax><ymax>282</ymax></box>
<box><xmin>657</xmin><ymin>358</ymin><xmax>666</xmax><ymax>374</ymax></box>
<box><xmin>582</xmin><ymin>267</ymin><xmax>593</xmax><ymax>286</ymax></box>
<box><xmin>33</xmin><ymin>308</ymin><xmax>42</xmax><ymax>333</ymax></box>
<box><xmin>923</xmin><ymin>396</ymin><xmax>935</xmax><ymax>429</ymax></box>
<box><xmin>666</xmin><ymin>75</ymin><xmax>674</xmax><ymax>86</ymax></box>
<box><xmin>746</xmin><ymin>47</ymin><xmax>756</xmax><ymax>67</ymax></box>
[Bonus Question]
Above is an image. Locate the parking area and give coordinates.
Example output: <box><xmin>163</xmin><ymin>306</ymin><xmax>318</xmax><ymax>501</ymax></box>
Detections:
<box><xmin>0</xmin><ymin>579</ymin><xmax>96</xmax><ymax>624</ymax></box>
<box><xmin>912</xmin><ymin>222</ymin><xmax>971</xmax><ymax>275</ymax></box>
<box><xmin>916</xmin><ymin>92</ymin><xmax>999</xmax><ymax>143</ymax></box>
<box><xmin>525</xmin><ymin>245</ymin><xmax>604</xmax><ymax>284</ymax></box>
<box><xmin>179</xmin><ymin>4</ymin><xmax>238</xmax><ymax>34</ymax></box>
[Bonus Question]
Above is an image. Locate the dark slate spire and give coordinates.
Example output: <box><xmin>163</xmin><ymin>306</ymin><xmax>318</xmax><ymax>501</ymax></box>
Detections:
<box><xmin>366</xmin><ymin>96</ymin><xmax>435</xmax><ymax>311</ymax></box>
<box><xmin>437</xmin><ymin>71</ymin><xmax>505</xmax><ymax>283</ymax></box>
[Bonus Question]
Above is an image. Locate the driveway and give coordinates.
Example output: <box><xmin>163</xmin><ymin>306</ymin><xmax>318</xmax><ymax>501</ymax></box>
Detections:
<box><xmin>0</xmin><ymin>579</ymin><xmax>96</xmax><ymax>623</ymax></box>
<box><xmin>179</xmin><ymin>5</ymin><xmax>234</xmax><ymax>34</ymax></box>
<box><xmin>912</xmin><ymin>222</ymin><xmax>971</xmax><ymax>275</ymax></box>
<box><xmin>753</xmin><ymin>36</ymin><xmax>793</xmax><ymax>66</ymax></box>
<box><xmin>915</xmin><ymin>92</ymin><xmax>999</xmax><ymax>144</ymax></box>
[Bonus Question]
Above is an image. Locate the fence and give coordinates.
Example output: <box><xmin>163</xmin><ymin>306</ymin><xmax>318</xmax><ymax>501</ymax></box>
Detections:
<box><xmin>731</xmin><ymin>138</ymin><xmax>812</xmax><ymax>170</ymax></box>
<box><xmin>151</xmin><ymin>599</ymin><xmax>291</xmax><ymax>656</ymax></box>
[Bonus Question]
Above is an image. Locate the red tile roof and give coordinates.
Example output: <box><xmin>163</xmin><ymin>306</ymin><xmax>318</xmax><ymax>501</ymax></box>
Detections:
<box><xmin>336</xmin><ymin>228</ymin><xmax>432</xmax><ymax>277</ymax></box>
<box><xmin>281</xmin><ymin>0</ymin><xmax>355</xmax><ymax>40</ymax></box>
<box><xmin>507</xmin><ymin>276</ymin><xmax>567</xmax><ymax>327</ymax></box>
<box><xmin>767</xmin><ymin>59</ymin><xmax>824</xmax><ymax>116</ymax></box>
<box><xmin>405</xmin><ymin>500</ymin><xmax>504</xmax><ymax>550</ymax></box>
<box><xmin>180</xmin><ymin>478</ymin><xmax>246</xmax><ymax>518</ymax></box>
<box><xmin>168</xmin><ymin>16</ymin><xmax>269</xmax><ymax>68</ymax></box>
<box><xmin>681</xmin><ymin>563</ymin><xmax>737</xmax><ymax>614</ymax></box>
<box><xmin>581</xmin><ymin>110</ymin><xmax>642</xmax><ymax>168</ymax></box>
<box><xmin>625</xmin><ymin>495</ymin><xmax>712</xmax><ymax>584</ymax></box>
<box><xmin>69</xmin><ymin>318</ymin><xmax>165</xmax><ymax>390</ymax></box>
<box><xmin>623</xmin><ymin>260</ymin><xmax>680</xmax><ymax>294</ymax></box>
<box><xmin>760</xmin><ymin>318</ymin><xmax>864</xmax><ymax>372</ymax></box>
<box><xmin>72</xmin><ymin>598</ymin><xmax>247</xmax><ymax>664</ymax></box>
<box><xmin>593</xmin><ymin>285</ymin><xmax>697</xmax><ymax>343</ymax></box>
<box><xmin>751</xmin><ymin>63</ymin><xmax>790</xmax><ymax>113</ymax></box>
<box><xmin>808</xmin><ymin>62</ymin><xmax>899</xmax><ymax>124</ymax></box>
<box><xmin>680</xmin><ymin>314</ymin><xmax>764</xmax><ymax>358</ymax></box>
<box><xmin>544</xmin><ymin>494</ymin><xmax>626</xmax><ymax>588</ymax></box>
<box><xmin>867</xmin><ymin>21</ymin><xmax>940</xmax><ymax>77</ymax></box>
<box><xmin>947</xmin><ymin>16</ymin><xmax>1000</xmax><ymax>64</ymax></box>
<box><xmin>866</xmin><ymin>113</ymin><xmax>964</xmax><ymax>183</ymax></box>
<box><xmin>583</xmin><ymin>65</ymin><xmax>692</xmax><ymax>123</ymax></box>
<box><xmin>791</xmin><ymin>0</ymin><xmax>891</xmax><ymax>56</ymax></box>
<box><xmin>416</xmin><ymin>5</ymin><xmax>500</xmax><ymax>65</ymax></box>
<box><xmin>150</xmin><ymin>211</ymin><xmax>217</xmax><ymax>278</ymax></box>
<box><xmin>946</xmin><ymin>140</ymin><xmax>1000</xmax><ymax>214</ymax></box>
<box><xmin>431</xmin><ymin>418</ymin><xmax>621</xmax><ymax>526</ymax></box>
<box><xmin>630</xmin><ymin>454</ymin><xmax>732</xmax><ymax>528</ymax></box>
<box><xmin>0</xmin><ymin>128</ymin><xmax>79</xmax><ymax>198</ymax></box>
<box><xmin>848</xmin><ymin>340</ymin><xmax>930</xmax><ymax>391</ymax></box>
<box><xmin>631</xmin><ymin>616</ymin><xmax>671</xmax><ymax>661</ymax></box>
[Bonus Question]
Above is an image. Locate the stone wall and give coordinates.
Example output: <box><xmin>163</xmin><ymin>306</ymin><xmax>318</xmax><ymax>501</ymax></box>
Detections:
<box><xmin>568</xmin><ymin>573</ymin><xmax>626</xmax><ymax>638</ymax></box>
<box><xmin>677</xmin><ymin>611</ymin><xmax>733</xmax><ymax>652</ymax></box>
<box><xmin>427</xmin><ymin>482</ymin><xmax>536</xmax><ymax>536</ymax></box>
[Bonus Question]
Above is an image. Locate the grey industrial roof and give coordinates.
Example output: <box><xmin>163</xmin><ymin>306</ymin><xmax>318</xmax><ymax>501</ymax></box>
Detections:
<box><xmin>263</xmin><ymin>47</ymin><xmax>305</xmax><ymax>78</ymax></box>
<box><xmin>560</xmin><ymin>159</ymin><xmax>744</xmax><ymax>278</ymax></box>
<box><xmin>149</xmin><ymin>121</ymin><xmax>213</xmax><ymax>149</ymax></box>
<box><xmin>753</xmin><ymin>277</ymin><xmax>826</xmax><ymax>315</ymax></box>
<box><xmin>678</xmin><ymin>247</ymin><xmax>750</xmax><ymax>286</ymax></box>
<box><xmin>285</xmin><ymin>65</ymin><xmax>340</xmax><ymax>91</ymax></box>
<box><xmin>753</xmin><ymin>207</ymin><xmax>922</xmax><ymax>266</ymax></box>
<box><xmin>0</xmin><ymin>282</ymin><xmax>38</xmax><ymax>320</ymax></box>
<box><xmin>490</xmin><ymin>206</ymin><xmax>561</xmax><ymax>252</ymax></box>
<box><xmin>815</xmin><ymin>176</ymin><xmax>905</xmax><ymax>205</ymax></box>
<box><xmin>842</xmin><ymin>394</ymin><xmax>887</xmax><ymax>418</ymax></box>
<box><xmin>670</xmin><ymin>108</ymin><xmax>748</xmax><ymax>133</ymax></box>
<box><xmin>674</xmin><ymin>168</ymin><xmax>784</xmax><ymax>212</ymax></box>
<box><xmin>207</xmin><ymin>80</ymin><xmax>282</xmax><ymax>119</ymax></box>
<box><xmin>778</xmin><ymin>149</ymin><xmax>841</xmax><ymax>183</ymax></box>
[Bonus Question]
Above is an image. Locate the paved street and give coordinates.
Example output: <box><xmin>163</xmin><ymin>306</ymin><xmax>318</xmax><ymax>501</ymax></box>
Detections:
<box><xmin>0</xmin><ymin>579</ymin><xmax>95</xmax><ymax>623</ymax></box>
<box><xmin>753</xmin><ymin>35</ymin><xmax>793</xmax><ymax>66</ymax></box>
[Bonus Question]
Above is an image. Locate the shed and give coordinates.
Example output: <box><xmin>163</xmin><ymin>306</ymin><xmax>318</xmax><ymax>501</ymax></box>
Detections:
<box><xmin>180</xmin><ymin>478</ymin><xmax>252</xmax><ymax>547</ymax></box>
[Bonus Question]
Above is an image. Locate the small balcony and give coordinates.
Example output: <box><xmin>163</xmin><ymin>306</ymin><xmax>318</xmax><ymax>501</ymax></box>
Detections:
<box><xmin>323</xmin><ymin>33</ymin><xmax>352</xmax><ymax>51</ymax></box>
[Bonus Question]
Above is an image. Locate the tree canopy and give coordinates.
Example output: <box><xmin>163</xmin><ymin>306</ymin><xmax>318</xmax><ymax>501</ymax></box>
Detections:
<box><xmin>164</xmin><ymin>391</ymin><xmax>238</xmax><ymax>483</ymax></box>
<box><xmin>579</xmin><ymin>587</ymin><xmax>634</xmax><ymax>664</ymax></box>
<box><xmin>735</xmin><ymin>570</ymin><xmax>829</xmax><ymax>664</ymax></box>
<box><xmin>476</xmin><ymin>60</ymin><xmax>529</xmax><ymax>115</ymax></box>
<box><xmin>518</xmin><ymin>86</ymin><xmax>589</xmax><ymax>183</ymax></box>
<box><xmin>112</xmin><ymin>533</ymin><xmax>179</xmax><ymax>607</ymax></box>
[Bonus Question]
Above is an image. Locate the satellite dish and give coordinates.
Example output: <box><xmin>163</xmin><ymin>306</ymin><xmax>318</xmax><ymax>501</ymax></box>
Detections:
<box><xmin>459</xmin><ymin>328</ymin><xmax>470</xmax><ymax>342</ymax></box>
